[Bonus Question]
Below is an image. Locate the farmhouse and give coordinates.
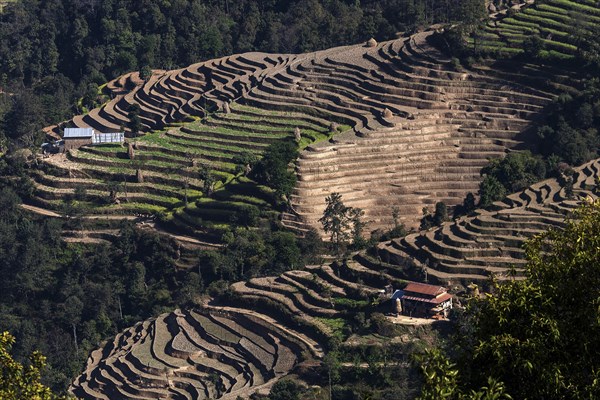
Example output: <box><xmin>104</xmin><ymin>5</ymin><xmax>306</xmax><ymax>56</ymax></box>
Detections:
<box><xmin>63</xmin><ymin>128</ymin><xmax>124</xmax><ymax>150</ymax></box>
<box><xmin>395</xmin><ymin>282</ymin><xmax>453</xmax><ymax>318</ymax></box>
<box><xmin>63</xmin><ymin>128</ymin><xmax>94</xmax><ymax>150</ymax></box>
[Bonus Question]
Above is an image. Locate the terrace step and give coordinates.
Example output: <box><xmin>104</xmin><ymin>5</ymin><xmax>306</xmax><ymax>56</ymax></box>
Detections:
<box><xmin>71</xmin><ymin>309</ymin><xmax>311</xmax><ymax>399</ymax></box>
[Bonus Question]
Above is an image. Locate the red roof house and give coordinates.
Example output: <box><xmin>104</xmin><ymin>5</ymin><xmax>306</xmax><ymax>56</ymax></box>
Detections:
<box><xmin>400</xmin><ymin>282</ymin><xmax>453</xmax><ymax>318</ymax></box>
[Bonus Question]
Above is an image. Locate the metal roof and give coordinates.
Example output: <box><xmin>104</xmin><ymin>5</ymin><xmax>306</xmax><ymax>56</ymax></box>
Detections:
<box><xmin>92</xmin><ymin>132</ymin><xmax>124</xmax><ymax>144</ymax></box>
<box><xmin>64</xmin><ymin>128</ymin><xmax>94</xmax><ymax>138</ymax></box>
<box><xmin>403</xmin><ymin>282</ymin><xmax>447</xmax><ymax>297</ymax></box>
<box><xmin>391</xmin><ymin>289</ymin><xmax>404</xmax><ymax>301</ymax></box>
<box><xmin>401</xmin><ymin>293</ymin><xmax>452</xmax><ymax>305</ymax></box>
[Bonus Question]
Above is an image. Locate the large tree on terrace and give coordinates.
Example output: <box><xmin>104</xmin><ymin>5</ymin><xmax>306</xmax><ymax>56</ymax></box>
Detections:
<box><xmin>319</xmin><ymin>192</ymin><xmax>352</xmax><ymax>257</ymax></box>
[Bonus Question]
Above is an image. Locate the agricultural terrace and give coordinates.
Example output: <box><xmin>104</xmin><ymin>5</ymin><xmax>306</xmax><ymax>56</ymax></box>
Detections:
<box><xmin>35</xmin><ymin>28</ymin><xmax>576</xmax><ymax>243</ymax></box>
<box><xmin>474</xmin><ymin>0</ymin><xmax>599</xmax><ymax>60</ymax></box>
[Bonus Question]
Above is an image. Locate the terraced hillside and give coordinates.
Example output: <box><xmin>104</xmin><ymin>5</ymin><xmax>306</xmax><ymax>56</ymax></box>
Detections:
<box><xmin>70</xmin><ymin>309</ymin><xmax>318</xmax><ymax>400</ymax></box>
<box><xmin>478</xmin><ymin>0</ymin><xmax>598</xmax><ymax>60</ymax></box>
<box><xmin>71</xmin><ymin>250</ymin><xmax>421</xmax><ymax>399</ymax></box>
<box><xmin>376</xmin><ymin>158</ymin><xmax>600</xmax><ymax>287</ymax></box>
<box><xmin>71</xmin><ymin>153</ymin><xmax>600</xmax><ymax>398</ymax></box>
<box><xmin>33</xmin><ymin>25</ymin><xmax>577</xmax><ymax>238</ymax></box>
<box><xmin>227</xmin><ymin>260</ymin><xmax>407</xmax><ymax>340</ymax></box>
<box><xmin>38</xmin><ymin>101</ymin><xmax>336</xmax><ymax>242</ymax></box>
<box><xmin>288</xmin><ymin>29</ymin><xmax>568</xmax><ymax>232</ymax></box>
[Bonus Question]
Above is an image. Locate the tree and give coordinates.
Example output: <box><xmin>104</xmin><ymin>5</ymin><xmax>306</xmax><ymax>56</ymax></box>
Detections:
<box><xmin>3</xmin><ymin>89</ymin><xmax>44</xmax><ymax>147</ymax></box>
<box><xmin>454</xmin><ymin>192</ymin><xmax>476</xmax><ymax>218</ymax></box>
<box><xmin>268</xmin><ymin>231</ymin><xmax>302</xmax><ymax>273</ymax></box>
<box><xmin>0</xmin><ymin>332</ymin><xmax>64</xmax><ymax>400</ymax></box>
<box><xmin>349</xmin><ymin>207</ymin><xmax>366</xmax><ymax>249</ymax></box>
<box><xmin>319</xmin><ymin>193</ymin><xmax>352</xmax><ymax>258</ymax></box>
<box><xmin>127</xmin><ymin>103</ymin><xmax>142</xmax><ymax>136</ymax></box>
<box><xmin>323</xmin><ymin>350</ymin><xmax>341</xmax><ymax>400</ymax></box>
<box><xmin>480</xmin><ymin>152</ymin><xmax>546</xmax><ymax>197</ymax></box>
<box><xmin>199</xmin><ymin>162</ymin><xmax>216</xmax><ymax>197</ymax></box>
<box><xmin>105</xmin><ymin>180</ymin><xmax>122</xmax><ymax>203</ymax></box>
<box><xmin>298</xmin><ymin>227</ymin><xmax>323</xmax><ymax>265</ymax></box>
<box><xmin>478</xmin><ymin>175</ymin><xmax>506</xmax><ymax>208</ymax></box>
<box><xmin>420</xmin><ymin>202</ymin><xmax>447</xmax><ymax>229</ymax></box>
<box><xmin>251</xmin><ymin>141</ymin><xmax>298</xmax><ymax>199</ymax></box>
<box><xmin>139</xmin><ymin>65</ymin><xmax>152</xmax><ymax>82</ymax></box>
<box><xmin>433</xmin><ymin>202</ymin><xmax>448</xmax><ymax>225</ymax></box>
<box><xmin>232</xmin><ymin>151</ymin><xmax>258</xmax><ymax>176</ymax></box>
<box><xmin>269</xmin><ymin>379</ymin><xmax>304</xmax><ymax>400</ymax></box>
<box><xmin>416</xmin><ymin>348</ymin><xmax>511</xmax><ymax>400</ymax></box>
<box><xmin>523</xmin><ymin>34</ymin><xmax>545</xmax><ymax>60</ymax></box>
<box><xmin>387</xmin><ymin>206</ymin><xmax>407</xmax><ymax>239</ymax></box>
<box><xmin>472</xmin><ymin>201</ymin><xmax>600</xmax><ymax>399</ymax></box>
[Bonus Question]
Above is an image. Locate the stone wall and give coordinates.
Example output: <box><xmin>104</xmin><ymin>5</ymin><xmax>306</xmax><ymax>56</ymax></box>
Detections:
<box><xmin>64</xmin><ymin>138</ymin><xmax>92</xmax><ymax>150</ymax></box>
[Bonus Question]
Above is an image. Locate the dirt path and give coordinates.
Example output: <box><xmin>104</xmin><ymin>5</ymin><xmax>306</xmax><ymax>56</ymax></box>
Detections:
<box><xmin>20</xmin><ymin>204</ymin><xmax>138</xmax><ymax>220</ymax></box>
<box><xmin>20</xmin><ymin>204</ymin><xmax>62</xmax><ymax>217</ymax></box>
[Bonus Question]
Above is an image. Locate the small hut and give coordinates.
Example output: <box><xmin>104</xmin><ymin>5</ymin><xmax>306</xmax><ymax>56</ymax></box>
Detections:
<box><xmin>399</xmin><ymin>282</ymin><xmax>453</xmax><ymax>318</ymax></box>
<box><xmin>63</xmin><ymin>128</ymin><xmax>94</xmax><ymax>150</ymax></box>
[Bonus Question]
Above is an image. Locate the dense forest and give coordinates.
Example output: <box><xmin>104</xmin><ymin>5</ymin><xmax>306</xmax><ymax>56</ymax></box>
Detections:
<box><xmin>0</xmin><ymin>0</ymin><xmax>483</xmax><ymax>148</ymax></box>
<box><xmin>0</xmin><ymin>177</ymin><xmax>324</xmax><ymax>392</ymax></box>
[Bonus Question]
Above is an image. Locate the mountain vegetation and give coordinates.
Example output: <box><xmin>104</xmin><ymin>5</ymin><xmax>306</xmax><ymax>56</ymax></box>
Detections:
<box><xmin>418</xmin><ymin>202</ymin><xmax>600</xmax><ymax>399</ymax></box>
<box><xmin>2</xmin><ymin>0</ymin><xmax>600</xmax><ymax>399</ymax></box>
<box><xmin>0</xmin><ymin>332</ymin><xmax>65</xmax><ymax>400</ymax></box>
<box><xmin>0</xmin><ymin>0</ymin><xmax>483</xmax><ymax>148</ymax></box>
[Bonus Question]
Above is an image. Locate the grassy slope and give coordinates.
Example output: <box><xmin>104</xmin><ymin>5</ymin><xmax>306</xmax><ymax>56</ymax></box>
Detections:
<box><xmin>38</xmin><ymin>102</ymin><xmax>350</xmax><ymax>240</ymax></box>
<box><xmin>470</xmin><ymin>0</ymin><xmax>598</xmax><ymax>60</ymax></box>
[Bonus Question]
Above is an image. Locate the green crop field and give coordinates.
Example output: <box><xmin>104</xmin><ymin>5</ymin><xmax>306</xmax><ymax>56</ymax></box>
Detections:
<box><xmin>476</xmin><ymin>0</ymin><xmax>600</xmax><ymax>61</ymax></box>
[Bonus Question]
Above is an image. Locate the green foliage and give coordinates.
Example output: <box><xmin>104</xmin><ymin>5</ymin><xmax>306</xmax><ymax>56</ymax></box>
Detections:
<box><xmin>472</xmin><ymin>202</ymin><xmax>600</xmax><ymax>399</ymax></box>
<box><xmin>232</xmin><ymin>151</ymin><xmax>258</xmax><ymax>177</ymax></box>
<box><xmin>269</xmin><ymin>379</ymin><xmax>305</xmax><ymax>400</ymax></box>
<box><xmin>127</xmin><ymin>103</ymin><xmax>141</xmax><ymax>136</ymax></box>
<box><xmin>0</xmin><ymin>332</ymin><xmax>65</xmax><ymax>400</ymax></box>
<box><xmin>415</xmin><ymin>348</ymin><xmax>460</xmax><ymax>399</ymax></box>
<box><xmin>199</xmin><ymin>162</ymin><xmax>217</xmax><ymax>198</ymax></box>
<box><xmin>478</xmin><ymin>175</ymin><xmax>507</xmax><ymax>208</ymax></box>
<box><xmin>0</xmin><ymin>0</ymin><xmax>496</xmax><ymax>152</ymax></box>
<box><xmin>453</xmin><ymin>192</ymin><xmax>476</xmax><ymax>218</ymax></box>
<box><xmin>417</xmin><ymin>348</ymin><xmax>512</xmax><ymax>400</ymax></box>
<box><xmin>251</xmin><ymin>141</ymin><xmax>298</xmax><ymax>199</ymax></box>
<box><xmin>523</xmin><ymin>34</ymin><xmax>545</xmax><ymax>59</ymax></box>
<box><xmin>0</xmin><ymin>188</ymin><xmax>198</xmax><ymax>393</ymax></box>
<box><xmin>536</xmin><ymin>82</ymin><xmax>600</xmax><ymax>165</ymax></box>
<box><xmin>420</xmin><ymin>202</ymin><xmax>600</xmax><ymax>399</ymax></box>
<box><xmin>202</xmin><ymin>224</ymin><xmax>309</xmax><ymax>281</ymax></box>
<box><xmin>478</xmin><ymin>152</ymin><xmax>546</xmax><ymax>207</ymax></box>
<box><xmin>420</xmin><ymin>201</ymin><xmax>449</xmax><ymax>229</ymax></box>
<box><xmin>139</xmin><ymin>65</ymin><xmax>152</xmax><ymax>82</ymax></box>
<box><xmin>319</xmin><ymin>193</ymin><xmax>365</xmax><ymax>257</ymax></box>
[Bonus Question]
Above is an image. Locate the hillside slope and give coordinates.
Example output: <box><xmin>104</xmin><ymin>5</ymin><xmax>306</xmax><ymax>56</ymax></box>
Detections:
<box><xmin>377</xmin><ymin>158</ymin><xmax>600</xmax><ymax>286</ymax></box>
<box><xmin>70</xmin><ymin>308</ymin><xmax>319</xmax><ymax>400</ymax></box>
<box><xmin>70</xmin><ymin>154</ymin><xmax>600</xmax><ymax>398</ymax></box>
<box><xmin>35</xmin><ymin>27</ymin><xmax>577</xmax><ymax>240</ymax></box>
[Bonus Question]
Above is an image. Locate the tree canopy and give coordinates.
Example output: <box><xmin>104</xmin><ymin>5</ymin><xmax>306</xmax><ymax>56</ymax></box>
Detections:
<box><xmin>0</xmin><ymin>331</ymin><xmax>64</xmax><ymax>400</ymax></box>
<box><xmin>419</xmin><ymin>202</ymin><xmax>600</xmax><ymax>399</ymax></box>
<box><xmin>251</xmin><ymin>141</ymin><xmax>298</xmax><ymax>199</ymax></box>
<box><xmin>478</xmin><ymin>151</ymin><xmax>546</xmax><ymax>207</ymax></box>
